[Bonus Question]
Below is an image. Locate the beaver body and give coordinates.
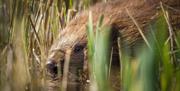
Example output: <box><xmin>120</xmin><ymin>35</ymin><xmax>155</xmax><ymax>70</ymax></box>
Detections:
<box><xmin>46</xmin><ymin>0</ymin><xmax>180</xmax><ymax>82</ymax></box>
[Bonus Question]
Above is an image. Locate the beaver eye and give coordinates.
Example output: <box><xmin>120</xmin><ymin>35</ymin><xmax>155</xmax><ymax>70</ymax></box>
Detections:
<box><xmin>74</xmin><ymin>45</ymin><xmax>84</xmax><ymax>53</ymax></box>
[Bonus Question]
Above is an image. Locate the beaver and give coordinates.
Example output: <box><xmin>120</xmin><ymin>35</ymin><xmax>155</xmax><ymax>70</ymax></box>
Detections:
<box><xmin>46</xmin><ymin>0</ymin><xmax>180</xmax><ymax>81</ymax></box>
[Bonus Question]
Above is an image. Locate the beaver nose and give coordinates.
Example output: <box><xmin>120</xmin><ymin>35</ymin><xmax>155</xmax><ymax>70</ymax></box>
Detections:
<box><xmin>46</xmin><ymin>60</ymin><xmax>58</xmax><ymax>78</ymax></box>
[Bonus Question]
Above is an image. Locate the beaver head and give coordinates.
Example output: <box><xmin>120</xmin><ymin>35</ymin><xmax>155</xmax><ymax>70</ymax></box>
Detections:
<box><xmin>46</xmin><ymin>10</ymin><xmax>88</xmax><ymax>77</ymax></box>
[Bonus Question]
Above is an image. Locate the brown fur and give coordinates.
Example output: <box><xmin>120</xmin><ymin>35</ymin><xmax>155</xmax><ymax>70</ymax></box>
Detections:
<box><xmin>47</xmin><ymin>0</ymin><xmax>180</xmax><ymax>64</ymax></box>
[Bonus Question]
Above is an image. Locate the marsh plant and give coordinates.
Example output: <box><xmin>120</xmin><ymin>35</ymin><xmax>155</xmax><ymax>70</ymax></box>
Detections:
<box><xmin>0</xmin><ymin>0</ymin><xmax>180</xmax><ymax>91</ymax></box>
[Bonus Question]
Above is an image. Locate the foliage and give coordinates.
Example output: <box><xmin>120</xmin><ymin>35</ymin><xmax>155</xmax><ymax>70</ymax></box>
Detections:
<box><xmin>0</xmin><ymin>0</ymin><xmax>180</xmax><ymax>91</ymax></box>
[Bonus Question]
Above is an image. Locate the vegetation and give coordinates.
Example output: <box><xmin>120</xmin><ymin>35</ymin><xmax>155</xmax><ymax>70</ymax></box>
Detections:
<box><xmin>87</xmin><ymin>13</ymin><xmax>111</xmax><ymax>91</ymax></box>
<box><xmin>86</xmin><ymin>8</ymin><xmax>180</xmax><ymax>91</ymax></box>
<box><xmin>0</xmin><ymin>0</ymin><xmax>180</xmax><ymax>91</ymax></box>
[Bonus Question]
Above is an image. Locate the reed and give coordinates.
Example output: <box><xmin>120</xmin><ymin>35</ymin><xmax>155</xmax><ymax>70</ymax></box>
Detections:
<box><xmin>0</xmin><ymin>0</ymin><xmax>180</xmax><ymax>91</ymax></box>
<box><xmin>86</xmin><ymin>12</ymin><xmax>111</xmax><ymax>91</ymax></box>
<box><xmin>119</xmin><ymin>9</ymin><xmax>180</xmax><ymax>91</ymax></box>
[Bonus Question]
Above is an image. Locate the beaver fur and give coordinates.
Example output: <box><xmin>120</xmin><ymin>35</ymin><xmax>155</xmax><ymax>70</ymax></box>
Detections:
<box><xmin>46</xmin><ymin>0</ymin><xmax>180</xmax><ymax>78</ymax></box>
<box><xmin>48</xmin><ymin>0</ymin><xmax>180</xmax><ymax>63</ymax></box>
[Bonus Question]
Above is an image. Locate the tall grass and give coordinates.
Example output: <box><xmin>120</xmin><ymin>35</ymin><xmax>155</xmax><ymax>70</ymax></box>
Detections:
<box><xmin>86</xmin><ymin>4</ymin><xmax>180</xmax><ymax>91</ymax></box>
<box><xmin>0</xmin><ymin>0</ymin><xmax>180</xmax><ymax>91</ymax></box>
<box><xmin>86</xmin><ymin>12</ymin><xmax>111</xmax><ymax>91</ymax></box>
<box><xmin>119</xmin><ymin>7</ymin><xmax>180</xmax><ymax>91</ymax></box>
<box><xmin>0</xmin><ymin>0</ymin><xmax>106</xmax><ymax>91</ymax></box>
<box><xmin>1</xmin><ymin>0</ymin><xmax>62</xmax><ymax>91</ymax></box>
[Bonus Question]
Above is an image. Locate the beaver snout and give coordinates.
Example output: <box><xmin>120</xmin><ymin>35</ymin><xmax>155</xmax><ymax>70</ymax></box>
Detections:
<box><xmin>46</xmin><ymin>60</ymin><xmax>58</xmax><ymax>78</ymax></box>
